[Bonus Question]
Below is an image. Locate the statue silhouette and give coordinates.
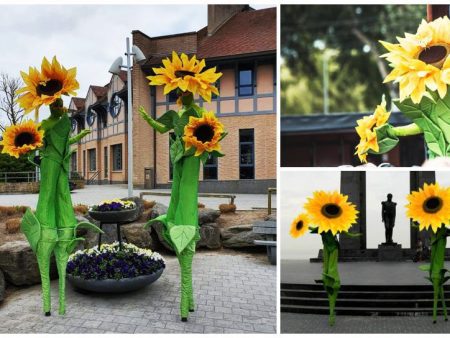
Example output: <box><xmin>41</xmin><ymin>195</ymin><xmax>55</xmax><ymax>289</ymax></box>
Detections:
<box><xmin>382</xmin><ymin>193</ymin><xmax>397</xmax><ymax>244</ymax></box>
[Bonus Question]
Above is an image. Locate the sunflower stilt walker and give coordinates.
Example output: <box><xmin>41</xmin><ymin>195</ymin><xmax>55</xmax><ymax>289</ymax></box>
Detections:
<box><xmin>140</xmin><ymin>51</ymin><xmax>226</xmax><ymax>321</ymax></box>
<box><xmin>1</xmin><ymin>57</ymin><xmax>101</xmax><ymax>316</ymax></box>
<box><xmin>354</xmin><ymin>16</ymin><xmax>450</xmax><ymax>163</ymax></box>
<box><xmin>406</xmin><ymin>183</ymin><xmax>450</xmax><ymax>323</ymax></box>
<box><xmin>290</xmin><ymin>191</ymin><xmax>359</xmax><ymax>326</ymax></box>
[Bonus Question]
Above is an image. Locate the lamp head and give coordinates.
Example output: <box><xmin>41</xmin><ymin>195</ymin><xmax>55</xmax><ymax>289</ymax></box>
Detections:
<box><xmin>132</xmin><ymin>45</ymin><xmax>146</xmax><ymax>63</ymax></box>
<box><xmin>109</xmin><ymin>56</ymin><xmax>123</xmax><ymax>75</ymax></box>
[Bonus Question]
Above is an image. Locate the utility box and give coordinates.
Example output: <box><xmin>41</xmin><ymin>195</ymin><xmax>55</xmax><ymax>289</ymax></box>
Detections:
<box><xmin>144</xmin><ymin>168</ymin><xmax>154</xmax><ymax>189</ymax></box>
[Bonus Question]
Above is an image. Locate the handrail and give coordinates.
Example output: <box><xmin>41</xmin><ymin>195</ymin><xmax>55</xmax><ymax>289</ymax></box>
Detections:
<box><xmin>0</xmin><ymin>171</ymin><xmax>37</xmax><ymax>183</ymax></box>
<box><xmin>87</xmin><ymin>170</ymin><xmax>100</xmax><ymax>185</ymax></box>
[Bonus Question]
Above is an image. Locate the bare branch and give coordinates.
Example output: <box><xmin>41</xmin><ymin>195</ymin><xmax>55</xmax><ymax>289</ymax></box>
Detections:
<box><xmin>0</xmin><ymin>72</ymin><xmax>25</xmax><ymax>128</ymax></box>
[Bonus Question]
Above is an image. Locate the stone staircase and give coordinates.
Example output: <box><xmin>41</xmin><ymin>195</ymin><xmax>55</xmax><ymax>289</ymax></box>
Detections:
<box><xmin>281</xmin><ymin>283</ymin><xmax>450</xmax><ymax>316</ymax></box>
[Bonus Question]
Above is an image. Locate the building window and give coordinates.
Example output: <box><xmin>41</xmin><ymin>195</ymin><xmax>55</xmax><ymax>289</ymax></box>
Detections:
<box><xmin>112</xmin><ymin>144</ymin><xmax>122</xmax><ymax>171</ymax></box>
<box><xmin>238</xmin><ymin>65</ymin><xmax>254</xmax><ymax>96</ymax></box>
<box><xmin>71</xmin><ymin>152</ymin><xmax>77</xmax><ymax>172</ymax></box>
<box><xmin>239</xmin><ymin>129</ymin><xmax>255</xmax><ymax>179</ymax></box>
<box><xmin>88</xmin><ymin>149</ymin><xmax>96</xmax><ymax>171</ymax></box>
<box><xmin>104</xmin><ymin>146</ymin><xmax>108</xmax><ymax>178</ymax></box>
<box><xmin>169</xmin><ymin>132</ymin><xmax>175</xmax><ymax>180</ymax></box>
<box><xmin>203</xmin><ymin>153</ymin><xmax>218</xmax><ymax>180</ymax></box>
<box><xmin>168</xmin><ymin>91</ymin><xmax>179</xmax><ymax>103</ymax></box>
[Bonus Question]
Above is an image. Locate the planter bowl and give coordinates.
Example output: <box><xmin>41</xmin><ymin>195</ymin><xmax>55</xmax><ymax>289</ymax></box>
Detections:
<box><xmin>89</xmin><ymin>208</ymin><xmax>138</xmax><ymax>223</ymax></box>
<box><xmin>67</xmin><ymin>267</ymin><xmax>164</xmax><ymax>293</ymax></box>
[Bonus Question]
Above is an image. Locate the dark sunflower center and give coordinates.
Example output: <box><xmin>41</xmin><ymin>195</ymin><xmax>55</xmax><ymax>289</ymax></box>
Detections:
<box><xmin>296</xmin><ymin>221</ymin><xmax>303</xmax><ymax>231</ymax></box>
<box><xmin>321</xmin><ymin>203</ymin><xmax>342</xmax><ymax>219</ymax></box>
<box><xmin>14</xmin><ymin>132</ymin><xmax>34</xmax><ymax>147</ymax></box>
<box><xmin>418</xmin><ymin>45</ymin><xmax>448</xmax><ymax>67</ymax></box>
<box><xmin>423</xmin><ymin>196</ymin><xmax>443</xmax><ymax>214</ymax></box>
<box><xmin>194</xmin><ymin>124</ymin><xmax>214</xmax><ymax>143</ymax></box>
<box><xmin>175</xmin><ymin>70</ymin><xmax>196</xmax><ymax>78</ymax></box>
<box><xmin>36</xmin><ymin>79</ymin><xmax>63</xmax><ymax>97</ymax></box>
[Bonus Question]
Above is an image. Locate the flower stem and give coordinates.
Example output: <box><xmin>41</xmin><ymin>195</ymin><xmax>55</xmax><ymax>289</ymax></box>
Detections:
<box><xmin>391</xmin><ymin>123</ymin><xmax>422</xmax><ymax>137</ymax></box>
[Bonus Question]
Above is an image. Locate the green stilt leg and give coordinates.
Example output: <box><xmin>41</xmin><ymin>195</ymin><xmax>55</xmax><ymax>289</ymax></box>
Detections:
<box><xmin>441</xmin><ymin>285</ymin><xmax>448</xmax><ymax>321</ymax></box>
<box><xmin>321</xmin><ymin>231</ymin><xmax>340</xmax><ymax>327</ymax></box>
<box><xmin>428</xmin><ymin>226</ymin><xmax>447</xmax><ymax>323</ymax></box>
<box><xmin>36</xmin><ymin>239</ymin><xmax>56</xmax><ymax>315</ymax></box>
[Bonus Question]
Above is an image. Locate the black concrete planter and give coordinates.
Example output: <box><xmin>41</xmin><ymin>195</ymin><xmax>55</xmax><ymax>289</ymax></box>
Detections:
<box><xmin>88</xmin><ymin>208</ymin><xmax>138</xmax><ymax>223</ymax></box>
<box><xmin>67</xmin><ymin>267</ymin><xmax>164</xmax><ymax>293</ymax></box>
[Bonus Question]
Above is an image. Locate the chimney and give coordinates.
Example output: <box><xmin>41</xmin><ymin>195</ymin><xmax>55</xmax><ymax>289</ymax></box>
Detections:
<box><xmin>207</xmin><ymin>4</ymin><xmax>249</xmax><ymax>36</ymax></box>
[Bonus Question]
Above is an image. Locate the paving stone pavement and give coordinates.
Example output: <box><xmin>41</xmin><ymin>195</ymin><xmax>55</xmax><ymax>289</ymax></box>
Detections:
<box><xmin>0</xmin><ymin>250</ymin><xmax>276</xmax><ymax>334</ymax></box>
<box><xmin>281</xmin><ymin>313</ymin><xmax>450</xmax><ymax>333</ymax></box>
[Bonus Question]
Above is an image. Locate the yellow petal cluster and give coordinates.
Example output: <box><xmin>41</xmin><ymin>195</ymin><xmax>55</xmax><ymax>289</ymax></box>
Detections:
<box><xmin>354</xmin><ymin>98</ymin><xmax>391</xmax><ymax>163</ymax></box>
<box><xmin>183</xmin><ymin>111</ymin><xmax>224</xmax><ymax>156</ymax></box>
<box><xmin>380</xmin><ymin>16</ymin><xmax>450</xmax><ymax>103</ymax></box>
<box><xmin>289</xmin><ymin>213</ymin><xmax>310</xmax><ymax>238</ymax></box>
<box><xmin>406</xmin><ymin>182</ymin><xmax>450</xmax><ymax>233</ymax></box>
<box><xmin>148</xmin><ymin>51</ymin><xmax>222</xmax><ymax>102</ymax></box>
<box><xmin>0</xmin><ymin>120</ymin><xmax>44</xmax><ymax>158</ymax></box>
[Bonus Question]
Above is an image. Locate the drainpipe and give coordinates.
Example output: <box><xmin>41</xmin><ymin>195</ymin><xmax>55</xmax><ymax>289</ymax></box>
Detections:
<box><xmin>151</xmin><ymin>86</ymin><xmax>157</xmax><ymax>188</ymax></box>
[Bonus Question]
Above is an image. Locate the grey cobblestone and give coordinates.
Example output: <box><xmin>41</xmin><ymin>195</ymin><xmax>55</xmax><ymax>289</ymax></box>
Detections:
<box><xmin>281</xmin><ymin>313</ymin><xmax>450</xmax><ymax>333</ymax></box>
<box><xmin>0</xmin><ymin>251</ymin><xmax>275</xmax><ymax>333</ymax></box>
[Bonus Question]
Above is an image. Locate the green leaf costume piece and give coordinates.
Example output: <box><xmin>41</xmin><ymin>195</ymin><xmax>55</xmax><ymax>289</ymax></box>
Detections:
<box><xmin>426</xmin><ymin>226</ymin><xmax>449</xmax><ymax>323</ymax></box>
<box><xmin>19</xmin><ymin>102</ymin><xmax>101</xmax><ymax>316</ymax></box>
<box><xmin>320</xmin><ymin>231</ymin><xmax>340</xmax><ymax>327</ymax></box>
<box><xmin>141</xmin><ymin>98</ymin><xmax>224</xmax><ymax>321</ymax></box>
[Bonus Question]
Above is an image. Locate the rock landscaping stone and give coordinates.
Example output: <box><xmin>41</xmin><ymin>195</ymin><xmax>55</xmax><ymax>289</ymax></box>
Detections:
<box><xmin>0</xmin><ymin>240</ymin><xmax>57</xmax><ymax>285</ymax></box>
<box><xmin>0</xmin><ymin>269</ymin><xmax>5</xmax><ymax>303</ymax></box>
<box><xmin>197</xmin><ymin>223</ymin><xmax>222</xmax><ymax>249</ymax></box>
<box><xmin>198</xmin><ymin>208</ymin><xmax>220</xmax><ymax>225</ymax></box>
<box><xmin>122</xmin><ymin>223</ymin><xmax>153</xmax><ymax>249</ymax></box>
<box><xmin>221</xmin><ymin>224</ymin><xmax>264</xmax><ymax>248</ymax></box>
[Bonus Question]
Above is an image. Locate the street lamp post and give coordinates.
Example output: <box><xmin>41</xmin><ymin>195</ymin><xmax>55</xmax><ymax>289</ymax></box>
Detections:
<box><xmin>109</xmin><ymin>37</ymin><xmax>146</xmax><ymax>198</ymax></box>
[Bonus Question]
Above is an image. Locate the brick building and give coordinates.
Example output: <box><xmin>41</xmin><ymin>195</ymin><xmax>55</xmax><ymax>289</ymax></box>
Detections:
<box><xmin>69</xmin><ymin>4</ymin><xmax>276</xmax><ymax>193</ymax></box>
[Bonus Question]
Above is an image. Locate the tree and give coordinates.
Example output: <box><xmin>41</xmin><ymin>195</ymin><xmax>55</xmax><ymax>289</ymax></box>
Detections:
<box><xmin>281</xmin><ymin>4</ymin><xmax>426</xmax><ymax>114</ymax></box>
<box><xmin>0</xmin><ymin>73</ymin><xmax>25</xmax><ymax>131</ymax></box>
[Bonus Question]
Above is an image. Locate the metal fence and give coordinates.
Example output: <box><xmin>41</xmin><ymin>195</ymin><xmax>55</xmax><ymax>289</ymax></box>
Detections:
<box><xmin>0</xmin><ymin>171</ymin><xmax>37</xmax><ymax>183</ymax></box>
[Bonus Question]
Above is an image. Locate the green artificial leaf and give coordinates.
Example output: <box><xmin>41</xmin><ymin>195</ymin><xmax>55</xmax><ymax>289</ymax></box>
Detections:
<box><xmin>144</xmin><ymin>214</ymin><xmax>168</xmax><ymax>229</ymax></box>
<box><xmin>321</xmin><ymin>231</ymin><xmax>339</xmax><ymax>251</ymax></box>
<box><xmin>184</xmin><ymin>146</ymin><xmax>196</xmax><ymax>158</ymax></box>
<box><xmin>211</xmin><ymin>150</ymin><xmax>225</xmax><ymax>158</ymax></box>
<box><xmin>66</xmin><ymin>238</ymin><xmax>85</xmax><ymax>254</ymax></box>
<box><xmin>169</xmin><ymin>225</ymin><xmax>196</xmax><ymax>254</ymax></box>
<box><xmin>20</xmin><ymin>208</ymin><xmax>41</xmax><ymax>253</ymax></box>
<box><xmin>443</xmin><ymin>276</ymin><xmax>450</xmax><ymax>284</ymax></box>
<box><xmin>394</xmin><ymin>96</ymin><xmax>435</xmax><ymax>120</ymax></box>
<box><xmin>414</xmin><ymin>115</ymin><xmax>446</xmax><ymax>156</ymax></box>
<box><xmin>156</xmin><ymin>110</ymin><xmax>178</xmax><ymax>129</ymax></box>
<box><xmin>369</xmin><ymin>124</ymin><xmax>399</xmax><ymax>154</ymax></box>
<box><xmin>75</xmin><ymin>221</ymin><xmax>103</xmax><ymax>234</ymax></box>
<box><xmin>419</xmin><ymin>264</ymin><xmax>431</xmax><ymax>272</ymax></box>
<box><xmin>170</xmin><ymin>137</ymin><xmax>184</xmax><ymax>164</ymax></box>
<box><xmin>200</xmin><ymin>151</ymin><xmax>210</xmax><ymax>164</ymax></box>
<box><xmin>174</xmin><ymin>107</ymin><xmax>198</xmax><ymax>136</ymax></box>
<box><xmin>219</xmin><ymin>131</ymin><xmax>228</xmax><ymax>141</ymax></box>
<box><xmin>309</xmin><ymin>226</ymin><xmax>319</xmax><ymax>234</ymax></box>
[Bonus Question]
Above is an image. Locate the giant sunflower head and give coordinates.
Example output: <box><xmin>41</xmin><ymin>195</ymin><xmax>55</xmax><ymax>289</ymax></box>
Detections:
<box><xmin>183</xmin><ymin>111</ymin><xmax>224</xmax><ymax>156</ymax></box>
<box><xmin>406</xmin><ymin>182</ymin><xmax>450</xmax><ymax>233</ymax></box>
<box><xmin>380</xmin><ymin>16</ymin><xmax>450</xmax><ymax>103</ymax></box>
<box><xmin>0</xmin><ymin>120</ymin><xmax>44</xmax><ymax>158</ymax></box>
<box><xmin>16</xmin><ymin>56</ymin><xmax>79</xmax><ymax>113</ymax></box>
<box><xmin>290</xmin><ymin>213</ymin><xmax>310</xmax><ymax>238</ymax></box>
<box><xmin>147</xmin><ymin>51</ymin><xmax>222</xmax><ymax>102</ymax></box>
<box><xmin>304</xmin><ymin>190</ymin><xmax>359</xmax><ymax>235</ymax></box>
<box><xmin>354</xmin><ymin>98</ymin><xmax>391</xmax><ymax>163</ymax></box>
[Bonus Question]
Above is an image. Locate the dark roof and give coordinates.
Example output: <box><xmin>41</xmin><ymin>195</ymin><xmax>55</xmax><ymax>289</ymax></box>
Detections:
<box><xmin>197</xmin><ymin>7</ymin><xmax>276</xmax><ymax>59</ymax></box>
<box><xmin>140</xmin><ymin>7</ymin><xmax>276</xmax><ymax>67</ymax></box>
<box><xmin>90</xmin><ymin>85</ymin><xmax>108</xmax><ymax>99</ymax></box>
<box><xmin>71</xmin><ymin>97</ymin><xmax>85</xmax><ymax>111</ymax></box>
<box><xmin>281</xmin><ymin>111</ymin><xmax>412</xmax><ymax>135</ymax></box>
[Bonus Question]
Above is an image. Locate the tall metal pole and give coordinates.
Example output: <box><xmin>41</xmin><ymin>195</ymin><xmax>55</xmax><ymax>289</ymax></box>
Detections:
<box><xmin>126</xmin><ymin>37</ymin><xmax>133</xmax><ymax>198</ymax></box>
<box><xmin>323</xmin><ymin>51</ymin><xmax>329</xmax><ymax>115</ymax></box>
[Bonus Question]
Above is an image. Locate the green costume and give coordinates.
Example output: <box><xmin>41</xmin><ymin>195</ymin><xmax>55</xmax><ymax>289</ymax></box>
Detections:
<box><xmin>20</xmin><ymin>100</ymin><xmax>101</xmax><ymax>316</ymax></box>
<box><xmin>420</xmin><ymin>225</ymin><xmax>449</xmax><ymax>323</ymax></box>
<box><xmin>140</xmin><ymin>95</ymin><xmax>225</xmax><ymax>321</ymax></box>
<box><xmin>320</xmin><ymin>231</ymin><xmax>340</xmax><ymax>327</ymax></box>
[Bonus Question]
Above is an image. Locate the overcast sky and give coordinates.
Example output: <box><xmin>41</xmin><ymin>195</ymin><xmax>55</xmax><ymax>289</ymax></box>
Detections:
<box><xmin>0</xmin><ymin>4</ymin><xmax>271</xmax><ymax>121</ymax></box>
<box><xmin>281</xmin><ymin>170</ymin><xmax>450</xmax><ymax>260</ymax></box>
